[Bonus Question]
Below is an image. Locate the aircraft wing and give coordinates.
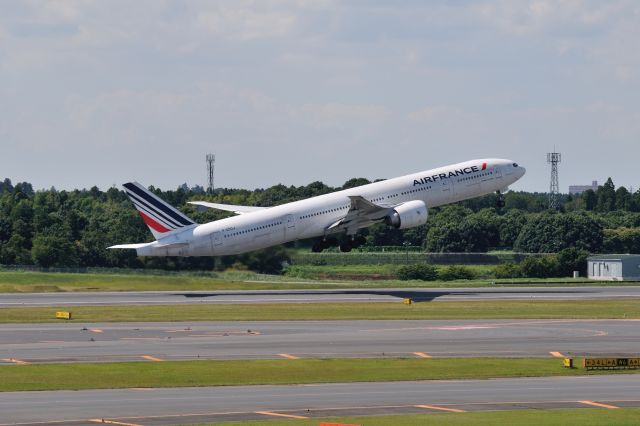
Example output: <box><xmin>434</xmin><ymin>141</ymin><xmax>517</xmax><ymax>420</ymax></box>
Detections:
<box><xmin>327</xmin><ymin>195</ymin><xmax>395</xmax><ymax>234</ymax></box>
<box><xmin>188</xmin><ymin>201</ymin><xmax>268</xmax><ymax>215</ymax></box>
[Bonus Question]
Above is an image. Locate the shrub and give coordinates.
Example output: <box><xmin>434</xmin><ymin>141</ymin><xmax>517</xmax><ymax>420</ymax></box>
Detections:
<box><xmin>520</xmin><ymin>256</ymin><xmax>559</xmax><ymax>278</ymax></box>
<box><xmin>493</xmin><ymin>263</ymin><xmax>523</xmax><ymax>279</ymax></box>
<box><xmin>556</xmin><ymin>247</ymin><xmax>589</xmax><ymax>277</ymax></box>
<box><xmin>397</xmin><ymin>264</ymin><xmax>439</xmax><ymax>281</ymax></box>
<box><xmin>439</xmin><ymin>265</ymin><xmax>476</xmax><ymax>281</ymax></box>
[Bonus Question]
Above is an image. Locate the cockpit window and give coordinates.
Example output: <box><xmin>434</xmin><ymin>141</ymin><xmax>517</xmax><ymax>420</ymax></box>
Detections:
<box><xmin>513</xmin><ymin>163</ymin><xmax>518</xmax><ymax>167</ymax></box>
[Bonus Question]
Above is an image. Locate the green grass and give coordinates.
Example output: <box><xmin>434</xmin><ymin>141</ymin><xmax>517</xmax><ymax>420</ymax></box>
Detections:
<box><xmin>0</xmin><ymin>270</ymin><xmax>635</xmax><ymax>294</ymax></box>
<box><xmin>2</xmin><ymin>299</ymin><xmax>639</xmax><ymax>323</ymax></box>
<box><xmin>284</xmin><ymin>264</ymin><xmax>497</xmax><ymax>279</ymax></box>
<box><xmin>192</xmin><ymin>409</ymin><xmax>640</xmax><ymax>426</ymax></box>
<box><xmin>0</xmin><ymin>358</ymin><xmax>622</xmax><ymax>392</ymax></box>
<box><xmin>0</xmin><ymin>270</ymin><xmax>325</xmax><ymax>293</ymax></box>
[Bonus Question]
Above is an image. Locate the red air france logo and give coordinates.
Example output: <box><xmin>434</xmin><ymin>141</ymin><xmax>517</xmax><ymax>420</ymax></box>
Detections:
<box><xmin>482</xmin><ymin>162</ymin><xmax>487</xmax><ymax>170</ymax></box>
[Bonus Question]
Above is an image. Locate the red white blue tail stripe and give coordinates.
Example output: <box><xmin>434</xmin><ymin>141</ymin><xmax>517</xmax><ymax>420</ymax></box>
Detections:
<box><xmin>123</xmin><ymin>182</ymin><xmax>195</xmax><ymax>239</ymax></box>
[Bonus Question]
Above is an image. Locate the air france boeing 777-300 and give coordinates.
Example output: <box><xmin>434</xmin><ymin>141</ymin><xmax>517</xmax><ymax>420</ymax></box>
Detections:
<box><xmin>109</xmin><ymin>159</ymin><xmax>525</xmax><ymax>256</ymax></box>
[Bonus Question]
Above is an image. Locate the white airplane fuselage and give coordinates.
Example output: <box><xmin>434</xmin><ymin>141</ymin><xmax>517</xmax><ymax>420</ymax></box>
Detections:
<box><xmin>126</xmin><ymin>159</ymin><xmax>525</xmax><ymax>257</ymax></box>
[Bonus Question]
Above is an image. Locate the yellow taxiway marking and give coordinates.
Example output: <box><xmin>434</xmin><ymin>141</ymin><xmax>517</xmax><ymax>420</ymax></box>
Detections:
<box><xmin>1</xmin><ymin>358</ymin><xmax>29</xmax><ymax>365</ymax></box>
<box><xmin>413</xmin><ymin>352</ymin><xmax>432</xmax><ymax>358</ymax></box>
<box><xmin>415</xmin><ymin>404</ymin><xmax>466</xmax><ymax>413</ymax></box>
<box><xmin>549</xmin><ymin>351</ymin><xmax>565</xmax><ymax>358</ymax></box>
<box><xmin>255</xmin><ymin>411</ymin><xmax>309</xmax><ymax>419</ymax></box>
<box><xmin>141</xmin><ymin>355</ymin><xmax>164</xmax><ymax>362</ymax></box>
<box><xmin>277</xmin><ymin>353</ymin><xmax>299</xmax><ymax>360</ymax></box>
<box><xmin>578</xmin><ymin>400</ymin><xmax>619</xmax><ymax>409</ymax></box>
<box><xmin>89</xmin><ymin>419</ymin><xmax>143</xmax><ymax>426</ymax></box>
<box><xmin>90</xmin><ymin>329</ymin><xmax>104</xmax><ymax>333</ymax></box>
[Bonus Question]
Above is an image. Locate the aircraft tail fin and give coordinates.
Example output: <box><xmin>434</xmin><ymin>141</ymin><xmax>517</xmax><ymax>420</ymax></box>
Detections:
<box><xmin>123</xmin><ymin>182</ymin><xmax>196</xmax><ymax>240</ymax></box>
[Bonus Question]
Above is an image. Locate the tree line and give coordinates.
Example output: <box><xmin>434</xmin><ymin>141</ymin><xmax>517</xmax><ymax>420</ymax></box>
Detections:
<box><xmin>0</xmin><ymin>176</ymin><xmax>639</xmax><ymax>272</ymax></box>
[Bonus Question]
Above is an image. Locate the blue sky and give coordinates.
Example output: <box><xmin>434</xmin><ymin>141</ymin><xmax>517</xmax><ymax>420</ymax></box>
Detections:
<box><xmin>1</xmin><ymin>1</ymin><xmax>638</xmax><ymax>192</ymax></box>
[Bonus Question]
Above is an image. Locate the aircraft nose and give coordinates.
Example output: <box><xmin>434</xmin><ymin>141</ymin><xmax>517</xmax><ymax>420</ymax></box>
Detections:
<box><xmin>519</xmin><ymin>165</ymin><xmax>526</xmax><ymax>177</ymax></box>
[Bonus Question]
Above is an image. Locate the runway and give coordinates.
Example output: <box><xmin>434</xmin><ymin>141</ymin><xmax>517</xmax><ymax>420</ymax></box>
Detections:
<box><xmin>2</xmin><ymin>319</ymin><xmax>639</xmax><ymax>363</ymax></box>
<box><xmin>1</xmin><ymin>375</ymin><xmax>639</xmax><ymax>425</ymax></box>
<box><xmin>2</xmin><ymin>285</ymin><xmax>640</xmax><ymax>307</ymax></box>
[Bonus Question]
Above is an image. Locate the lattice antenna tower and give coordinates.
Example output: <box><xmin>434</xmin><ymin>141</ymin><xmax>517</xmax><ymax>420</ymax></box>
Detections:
<box><xmin>206</xmin><ymin>154</ymin><xmax>215</xmax><ymax>194</ymax></box>
<box><xmin>547</xmin><ymin>151</ymin><xmax>561</xmax><ymax>210</ymax></box>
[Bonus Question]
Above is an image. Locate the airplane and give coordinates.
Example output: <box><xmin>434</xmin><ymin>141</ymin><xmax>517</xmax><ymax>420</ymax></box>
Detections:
<box><xmin>109</xmin><ymin>159</ymin><xmax>525</xmax><ymax>256</ymax></box>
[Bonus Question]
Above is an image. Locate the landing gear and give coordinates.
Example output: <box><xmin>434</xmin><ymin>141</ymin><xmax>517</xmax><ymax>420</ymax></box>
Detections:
<box><xmin>352</xmin><ymin>235</ymin><xmax>366</xmax><ymax>247</ymax></box>
<box><xmin>339</xmin><ymin>242</ymin><xmax>352</xmax><ymax>252</ymax></box>
<box><xmin>496</xmin><ymin>190</ymin><xmax>505</xmax><ymax>209</ymax></box>
<box><xmin>312</xmin><ymin>235</ymin><xmax>367</xmax><ymax>253</ymax></box>
<box><xmin>311</xmin><ymin>237</ymin><xmax>339</xmax><ymax>253</ymax></box>
<box><xmin>339</xmin><ymin>235</ymin><xmax>366</xmax><ymax>252</ymax></box>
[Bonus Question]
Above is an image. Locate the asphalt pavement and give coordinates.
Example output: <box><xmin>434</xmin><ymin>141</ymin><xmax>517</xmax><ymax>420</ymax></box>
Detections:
<box><xmin>1</xmin><ymin>375</ymin><xmax>638</xmax><ymax>425</ymax></box>
<box><xmin>2</xmin><ymin>285</ymin><xmax>640</xmax><ymax>307</ymax></box>
<box><xmin>1</xmin><ymin>319</ymin><xmax>639</xmax><ymax>363</ymax></box>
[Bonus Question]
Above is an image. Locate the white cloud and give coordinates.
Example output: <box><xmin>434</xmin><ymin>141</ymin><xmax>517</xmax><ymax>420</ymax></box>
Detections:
<box><xmin>0</xmin><ymin>1</ymin><xmax>639</xmax><ymax>191</ymax></box>
<box><xmin>195</xmin><ymin>4</ymin><xmax>297</xmax><ymax>41</ymax></box>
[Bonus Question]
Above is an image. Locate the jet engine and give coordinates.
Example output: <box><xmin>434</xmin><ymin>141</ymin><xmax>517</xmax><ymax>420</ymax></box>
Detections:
<box><xmin>384</xmin><ymin>200</ymin><xmax>428</xmax><ymax>229</ymax></box>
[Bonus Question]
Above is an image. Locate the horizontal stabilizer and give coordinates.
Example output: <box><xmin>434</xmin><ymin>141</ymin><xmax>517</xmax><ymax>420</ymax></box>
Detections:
<box><xmin>108</xmin><ymin>243</ymin><xmax>152</xmax><ymax>250</ymax></box>
<box><xmin>188</xmin><ymin>201</ymin><xmax>267</xmax><ymax>215</ymax></box>
<box><xmin>154</xmin><ymin>242</ymin><xmax>188</xmax><ymax>248</ymax></box>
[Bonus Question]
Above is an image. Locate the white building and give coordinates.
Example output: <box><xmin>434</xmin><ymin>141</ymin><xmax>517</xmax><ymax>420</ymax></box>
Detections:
<box><xmin>588</xmin><ymin>255</ymin><xmax>640</xmax><ymax>281</ymax></box>
<box><xmin>569</xmin><ymin>181</ymin><xmax>598</xmax><ymax>195</ymax></box>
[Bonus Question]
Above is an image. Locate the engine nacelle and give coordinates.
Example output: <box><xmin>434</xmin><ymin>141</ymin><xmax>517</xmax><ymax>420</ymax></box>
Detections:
<box><xmin>385</xmin><ymin>200</ymin><xmax>428</xmax><ymax>229</ymax></box>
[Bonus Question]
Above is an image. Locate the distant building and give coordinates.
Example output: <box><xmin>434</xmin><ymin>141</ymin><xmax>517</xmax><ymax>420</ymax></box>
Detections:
<box><xmin>569</xmin><ymin>181</ymin><xmax>598</xmax><ymax>195</ymax></box>
<box><xmin>588</xmin><ymin>255</ymin><xmax>640</xmax><ymax>281</ymax></box>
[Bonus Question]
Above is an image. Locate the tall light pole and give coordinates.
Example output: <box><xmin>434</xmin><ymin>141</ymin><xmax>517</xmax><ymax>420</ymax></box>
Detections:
<box><xmin>547</xmin><ymin>151</ymin><xmax>561</xmax><ymax>210</ymax></box>
<box><xmin>206</xmin><ymin>154</ymin><xmax>215</xmax><ymax>194</ymax></box>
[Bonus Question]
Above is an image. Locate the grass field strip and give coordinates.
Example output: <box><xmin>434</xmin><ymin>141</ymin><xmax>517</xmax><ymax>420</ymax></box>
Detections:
<box><xmin>0</xmin><ymin>358</ymin><xmax>637</xmax><ymax>392</ymax></box>
<box><xmin>2</xmin><ymin>299</ymin><xmax>640</xmax><ymax>323</ymax></box>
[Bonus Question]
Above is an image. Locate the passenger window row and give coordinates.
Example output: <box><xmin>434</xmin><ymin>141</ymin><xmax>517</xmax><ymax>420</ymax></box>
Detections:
<box><xmin>300</xmin><ymin>205</ymin><xmax>349</xmax><ymax>220</ymax></box>
<box><xmin>458</xmin><ymin>171</ymin><xmax>493</xmax><ymax>182</ymax></box>
<box><xmin>401</xmin><ymin>186</ymin><xmax>432</xmax><ymax>196</ymax></box>
<box><xmin>225</xmin><ymin>221</ymin><xmax>282</xmax><ymax>238</ymax></box>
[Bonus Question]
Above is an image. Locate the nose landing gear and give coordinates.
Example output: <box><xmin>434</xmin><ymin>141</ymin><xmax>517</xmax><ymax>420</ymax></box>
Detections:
<box><xmin>496</xmin><ymin>190</ymin><xmax>505</xmax><ymax>209</ymax></box>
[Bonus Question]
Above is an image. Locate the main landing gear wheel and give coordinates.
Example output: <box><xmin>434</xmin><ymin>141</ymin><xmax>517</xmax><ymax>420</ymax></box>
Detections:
<box><xmin>352</xmin><ymin>235</ymin><xmax>366</xmax><ymax>247</ymax></box>
<box><xmin>340</xmin><ymin>235</ymin><xmax>366</xmax><ymax>252</ymax></box>
<box><xmin>339</xmin><ymin>242</ymin><xmax>352</xmax><ymax>252</ymax></box>
<box><xmin>312</xmin><ymin>237</ymin><xmax>340</xmax><ymax>253</ymax></box>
